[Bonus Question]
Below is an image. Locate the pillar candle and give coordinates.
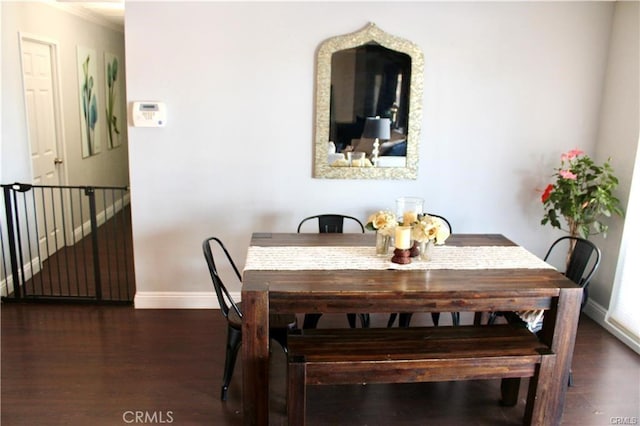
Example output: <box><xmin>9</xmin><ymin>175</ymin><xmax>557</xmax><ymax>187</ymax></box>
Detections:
<box><xmin>395</xmin><ymin>226</ymin><xmax>412</xmax><ymax>249</ymax></box>
<box><xmin>403</xmin><ymin>211</ymin><xmax>418</xmax><ymax>225</ymax></box>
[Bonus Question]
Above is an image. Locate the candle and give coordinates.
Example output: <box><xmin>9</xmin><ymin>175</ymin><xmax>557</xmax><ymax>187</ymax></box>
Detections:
<box><xmin>403</xmin><ymin>211</ymin><xmax>418</xmax><ymax>225</ymax></box>
<box><xmin>395</xmin><ymin>226</ymin><xmax>412</xmax><ymax>249</ymax></box>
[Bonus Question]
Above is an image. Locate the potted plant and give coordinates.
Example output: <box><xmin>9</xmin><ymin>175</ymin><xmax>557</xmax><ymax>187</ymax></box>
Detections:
<box><xmin>540</xmin><ymin>149</ymin><xmax>624</xmax><ymax>260</ymax></box>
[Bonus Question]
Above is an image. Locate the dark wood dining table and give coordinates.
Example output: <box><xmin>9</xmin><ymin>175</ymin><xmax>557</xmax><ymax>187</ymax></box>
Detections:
<box><xmin>241</xmin><ymin>232</ymin><xmax>582</xmax><ymax>425</ymax></box>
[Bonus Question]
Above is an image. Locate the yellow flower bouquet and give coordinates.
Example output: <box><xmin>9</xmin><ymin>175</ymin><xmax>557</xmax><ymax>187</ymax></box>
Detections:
<box><xmin>411</xmin><ymin>215</ymin><xmax>450</xmax><ymax>261</ymax></box>
<box><xmin>365</xmin><ymin>210</ymin><xmax>397</xmax><ymax>236</ymax></box>
<box><xmin>365</xmin><ymin>210</ymin><xmax>398</xmax><ymax>255</ymax></box>
<box><xmin>411</xmin><ymin>215</ymin><xmax>450</xmax><ymax>244</ymax></box>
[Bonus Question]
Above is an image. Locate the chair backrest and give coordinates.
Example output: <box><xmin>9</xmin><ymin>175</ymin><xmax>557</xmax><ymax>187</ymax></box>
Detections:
<box><xmin>544</xmin><ymin>236</ymin><xmax>601</xmax><ymax>288</ymax></box>
<box><xmin>202</xmin><ymin>237</ymin><xmax>243</xmax><ymax>320</ymax></box>
<box><xmin>424</xmin><ymin>213</ymin><xmax>453</xmax><ymax>233</ymax></box>
<box><xmin>297</xmin><ymin>214</ymin><xmax>365</xmax><ymax>234</ymax></box>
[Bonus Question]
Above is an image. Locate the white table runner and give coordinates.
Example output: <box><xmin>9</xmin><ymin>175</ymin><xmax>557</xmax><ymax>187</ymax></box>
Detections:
<box><xmin>244</xmin><ymin>245</ymin><xmax>554</xmax><ymax>271</ymax></box>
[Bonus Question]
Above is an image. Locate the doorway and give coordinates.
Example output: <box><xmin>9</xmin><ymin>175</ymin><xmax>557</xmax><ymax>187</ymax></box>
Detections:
<box><xmin>19</xmin><ymin>34</ymin><xmax>67</xmax><ymax>260</ymax></box>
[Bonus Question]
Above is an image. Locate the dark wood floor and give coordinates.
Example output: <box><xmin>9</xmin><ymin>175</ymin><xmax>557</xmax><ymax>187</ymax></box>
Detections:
<box><xmin>1</xmin><ymin>305</ymin><xmax>638</xmax><ymax>425</ymax></box>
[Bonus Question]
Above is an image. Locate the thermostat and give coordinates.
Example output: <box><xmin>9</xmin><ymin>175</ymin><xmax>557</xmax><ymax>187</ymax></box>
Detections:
<box><xmin>132</xmin><ymin>101</ymin><xmax>167</xmax><ymax>127</ymax></box>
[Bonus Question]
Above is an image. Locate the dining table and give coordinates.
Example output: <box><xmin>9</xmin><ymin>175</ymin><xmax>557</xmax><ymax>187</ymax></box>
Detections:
<box><xmin>241</xmin><ymin>232</ymin><xmax>582</xmax><ymax>425</ymax></box>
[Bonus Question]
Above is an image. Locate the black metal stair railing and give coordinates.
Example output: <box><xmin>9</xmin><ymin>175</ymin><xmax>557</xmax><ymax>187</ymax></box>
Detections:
<box><xmin>1</xmin><ymin>182</ymin><xmax>134</xmax><ymax>304</ymax></box>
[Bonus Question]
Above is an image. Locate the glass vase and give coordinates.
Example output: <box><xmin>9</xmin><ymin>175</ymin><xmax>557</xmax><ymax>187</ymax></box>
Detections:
<box><xmin>419</xmin><ymin>240</ymin><xmax>435</xmax><ymax>261</ymax></box>
<box><xmin>396</xmin><ymin>196</ymin><xmax>424</xmax><ymax>225</ymax></box>
<box><xmin>375</xmin><ymin>232</ymin><xmax>392</xmax><ymax>255</ymax></box>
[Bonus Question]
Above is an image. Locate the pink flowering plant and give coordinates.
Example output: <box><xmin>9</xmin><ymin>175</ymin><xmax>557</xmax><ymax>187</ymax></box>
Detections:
<box><xmin>541</xmin><ymin>149</ymin><xmax>624</xmax><ymax>239</ymax></box>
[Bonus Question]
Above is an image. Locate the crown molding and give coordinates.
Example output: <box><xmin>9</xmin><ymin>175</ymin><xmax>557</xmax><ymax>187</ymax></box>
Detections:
<box><xmin>46</xmin><ymin>1</ymin><xmax>124</xmax><ymax>33</ymax></box>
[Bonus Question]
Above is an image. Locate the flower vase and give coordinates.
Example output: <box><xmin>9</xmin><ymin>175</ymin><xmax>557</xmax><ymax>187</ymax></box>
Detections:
<box><xmin>375</xmin><ymin>232</ymin><xmax>391</xmax><ymax>255</ymax></box>
<box><xmin>419</xmin><ymin>240</ymin><xmax>435</xmax><ymax>261</ymax></box>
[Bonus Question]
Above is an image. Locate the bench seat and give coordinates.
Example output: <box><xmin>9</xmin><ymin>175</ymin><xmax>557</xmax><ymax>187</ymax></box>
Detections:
<box><xmin>287</xmin><ymin>325</ymin><xmax>555</xmax><ymax>425</ymax></box>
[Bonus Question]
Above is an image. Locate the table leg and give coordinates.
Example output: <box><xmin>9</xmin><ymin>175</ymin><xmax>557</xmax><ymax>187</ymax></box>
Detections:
<box><xmin>242</xmin><ymin>288</ymin><xmax>270</xmax><ymax>426</ymax></box>
<box><xmin>537</xmin><ymin>287</ymin><xmax>582</xmax><ymax>425</ymax></box>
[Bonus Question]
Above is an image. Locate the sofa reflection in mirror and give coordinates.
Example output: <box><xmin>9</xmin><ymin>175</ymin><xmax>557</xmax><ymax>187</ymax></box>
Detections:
<box><xmin>328</xmin><ymin>116</ymin><xmax>407</xmax><ymax>168</ymax></box>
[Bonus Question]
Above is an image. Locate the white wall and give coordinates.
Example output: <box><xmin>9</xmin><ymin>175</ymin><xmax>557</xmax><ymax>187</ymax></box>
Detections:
<box><xmin>589</xmin><ymin>1</ymin><xmax>640</xmax><ymax>311</ymax></box>
<box><xmin>124</xmin><ymin>2</ymin><xmax>637</xmax><ymax>308</ymax></box>
<box><xmin>1</xmin><ymin>1</ymin><xmax>129</xmax><ymax>187</ymax></box>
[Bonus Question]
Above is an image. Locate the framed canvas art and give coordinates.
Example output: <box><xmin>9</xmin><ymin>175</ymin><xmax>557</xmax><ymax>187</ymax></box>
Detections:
<box><xmin>77</xmin><ymin>46</ymin><xmax>100</xmax><ymax>157</ymax></box>
<box><xmin>104</xmin><ymin>52</ymin><xmax>122</xmax><ymax>149</ymax></box>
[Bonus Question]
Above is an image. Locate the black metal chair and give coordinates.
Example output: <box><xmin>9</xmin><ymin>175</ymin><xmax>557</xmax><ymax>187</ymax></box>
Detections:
<box><xmin>297</xmin><ymin>214</ymin><xmax>365</xmax><ymax>234</ymax></box>
<box><xmin>550</xmin><ymin>236</ymin><xmax>601</xmax><ymax>310</ymax></box>
<box><xmin>202</xmin><ymin>237</ymin><xmax>297</xmax><ymax>400</ymax></box>
<box><xmin>488</xmin><ymin>236</ymin><xmax>601</xmax><ymax>387</ymax></box>
<box><xmin>297</xmin><ymin>214</ymin><xmax>370</xmax><ymax>329</ymax></box>
<box><xmin>387</xmin><ymin>214</ymin><xmax>458</xmax><ymax>328</ymax></box>
<box><xmin>488</xmin><ymin>235</ymin><xmax>601</xmax><ymax>326</ymax></box>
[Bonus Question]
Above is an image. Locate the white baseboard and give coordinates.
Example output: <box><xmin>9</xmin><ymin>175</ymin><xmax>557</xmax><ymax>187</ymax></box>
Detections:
<box><xmin>133</xmin><ymin>291</ymin><xmax>240</xmax><ymax>309</ymax></box>
<box><xmin>583</xmin><ymin>298</ymin><xmax>607</xmax><ymax>322</ymax></box>
<box><xmin>584</xmin><ymin>298</ymin><xmax>640</xmax><ymax>355</ymax></box>
<box><xmin>1</xmin><ymin>255</ymin><xmax>41</xmax><ymax>297</ymax></box>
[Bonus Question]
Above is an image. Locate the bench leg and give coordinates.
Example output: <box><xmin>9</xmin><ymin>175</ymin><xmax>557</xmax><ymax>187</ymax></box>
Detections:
<box><xmin>287</xmin><ymin>359</ymin><xmax>307</xmax><ymax>426</ymax></box>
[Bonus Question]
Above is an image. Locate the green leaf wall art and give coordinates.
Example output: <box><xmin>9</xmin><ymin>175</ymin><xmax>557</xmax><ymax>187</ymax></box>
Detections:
<box><xmin>77</xmin><ymin>46</ymin><xmax>100</xmax><ymax>157</ymax></box>
<box><xmin>105</xmin><ymin>52</ymin><xmax>122</xmax><ymax>149</ymax></box>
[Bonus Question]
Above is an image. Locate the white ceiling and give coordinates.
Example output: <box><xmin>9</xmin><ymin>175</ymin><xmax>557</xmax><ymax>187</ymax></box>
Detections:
<box><xmin>56</xmin><ymin>1</ymin><xmax>125</xmax><ymax>27</ymax></box>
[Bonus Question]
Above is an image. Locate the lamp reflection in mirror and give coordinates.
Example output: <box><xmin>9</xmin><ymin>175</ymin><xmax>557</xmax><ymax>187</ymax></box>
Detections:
<box><xmin>362</xmin><ymin>117</ymin><xmax>391</xmax><ymax>167</ymax></box>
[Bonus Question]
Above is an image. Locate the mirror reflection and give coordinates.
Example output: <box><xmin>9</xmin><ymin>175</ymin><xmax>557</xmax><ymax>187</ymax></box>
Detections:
<box><xmin>314</xmin><ymin>23</ymin><xmax>424</xmax><ymax>179</ymax></box>
<box><xmin>330</xmin><ymin>44</ymin><xmax>410</xmax><ymax>168</ymax></box>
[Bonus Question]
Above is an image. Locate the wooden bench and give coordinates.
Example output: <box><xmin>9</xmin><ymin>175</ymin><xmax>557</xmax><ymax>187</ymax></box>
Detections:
<box><xmin>286</xmin><ymin>325</ymin><xmax>555</xmax><ymax>425</ymax></box>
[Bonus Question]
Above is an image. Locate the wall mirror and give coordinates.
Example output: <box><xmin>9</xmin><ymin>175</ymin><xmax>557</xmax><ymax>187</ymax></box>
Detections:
<box><xmin>313</xmin><ymin>23</ymin><xmax>424</xmax><ymax>179</ymax></box>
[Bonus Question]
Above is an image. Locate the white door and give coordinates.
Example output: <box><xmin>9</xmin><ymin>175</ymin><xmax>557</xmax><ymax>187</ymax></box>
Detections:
<box><xmin>21</xmin><ymin>37</ymin><xmax>65</xmax><ymax>259</ymax></box>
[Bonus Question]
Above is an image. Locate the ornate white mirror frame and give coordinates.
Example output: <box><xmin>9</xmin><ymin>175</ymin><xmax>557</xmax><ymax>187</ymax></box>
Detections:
<box><xmin>313</xmin><ymin>23</ymin><xmax>424</xmax><ymax>180</ymax></box>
